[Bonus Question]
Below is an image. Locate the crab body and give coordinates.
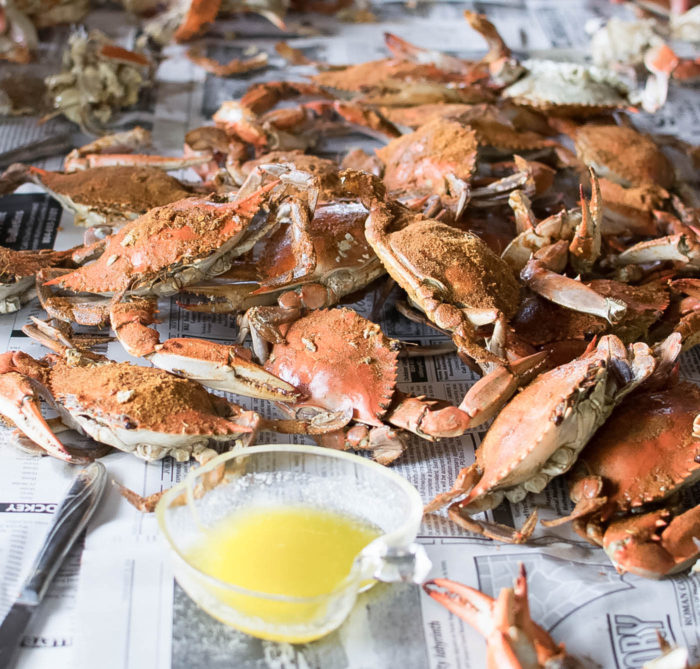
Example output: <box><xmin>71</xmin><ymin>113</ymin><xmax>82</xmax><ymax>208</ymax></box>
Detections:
<box><xmin>375</xmin><ymin>118</ymin><xmax>477</xmax><ymax>215</ymax></box>
<box><xmin>342</xmin><ymin>175</ymin><xmax>522</xmax><ymax>367</ymax></box>
<box><xmin>264</xmin><ymin>308</ymin><xmax>527</xmax><ymax>464</ymax></box>
<box><xmin>45</xmin><ymin>189</ymin><xmax>276</xmax><ymax>297</ymax></box>
<box><xmin>572</xmin><ymin>124</ymin><xmax>674</xmax><ymax>189</ymax></box>
<box><xmin>426</xmin><ymin>335</ymin><xmax>660</xmax><ymax>541</ymax></box>
<box><xmin>1</xmin><ymin>163</ymin><xmax>194</xmax><ymax>227</ymax></box>
<box><xmin>32</xmin><ymin>165</ymin><xmax>193</xmax><ymax>227</ymax></box>
<box><xmin>0</xmin><ymin>349</ymin><xmax>259</xmax><ymax>463</ymax></box>
<box><xmin>554</xmin><ymin>380</ymin><xmax>700</xmax><ymax>578</ymax></box>
<box><xmin>267</xmin><ymin>308</ymin><xmax>398</xmax><ymax>428</ymax></box>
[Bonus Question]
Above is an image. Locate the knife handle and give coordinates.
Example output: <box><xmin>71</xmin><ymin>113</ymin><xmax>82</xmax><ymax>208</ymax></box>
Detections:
<box><xmin>17</xmin><ymin>462</ymin><xmax>107</xmax><ymax>605</ymax></box>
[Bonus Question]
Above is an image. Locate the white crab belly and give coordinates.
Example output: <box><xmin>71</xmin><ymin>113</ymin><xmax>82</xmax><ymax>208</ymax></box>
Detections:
<box><xmin>0</xmin><ymin>276</ymin><xmax>35</xmax><ymax>313</ymax></box>
<box><xmin>56</xmin><ymin>404</ymin><xmax>240</xmax><ymax>462</ymax></box>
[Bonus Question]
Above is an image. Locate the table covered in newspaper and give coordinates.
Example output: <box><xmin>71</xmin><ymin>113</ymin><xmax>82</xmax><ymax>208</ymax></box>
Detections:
<box><xmin>0</xmin><ymin>0</ymin><xmax>698</xmax><ymax>667</ymax></box>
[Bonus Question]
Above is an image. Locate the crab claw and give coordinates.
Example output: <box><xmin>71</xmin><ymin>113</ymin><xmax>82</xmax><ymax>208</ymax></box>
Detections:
<box><xmin>424</xmin><ymin>566</ymin><xmax>568</xmax><ymax>669</ymax></box>
<box><xmin>424</xmin><ymin>577</ymin><xmax>496</xmax><ymax>635</ymax></box>
<box><xmin>149</xmin><ymin>338</ymin><xmax>300</xmax><ymax>402</ymax></box>
<box><xmin>0</xmin><ymin>362</ymin><xmax>79</xmax><ymax>463</ymax></box>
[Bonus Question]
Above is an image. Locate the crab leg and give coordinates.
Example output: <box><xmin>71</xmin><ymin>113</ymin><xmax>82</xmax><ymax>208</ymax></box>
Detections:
<box><xmin>62</xmin><ymin>127</ymin><xmax>213</xmax><ymax>172</ymax></box>
<box><xmin>617</xmin><ymin>233</ymin><xmax>700</xmax><ymax>270</ymax></box>
<box><xmin>106</xmin><ymin>300</ymin><xmax>300</xmax><ymax>401</ymax></box>
<box><xmin>173</xmin><ymin>0</ymin><xmax>222</xmax><ymax>42</ymax></box>
<box><xmin>384</xmin><ymin>33</ymin><xmax>474</xmax><ymax>76</ymax></box>
<box><xmin>65</xmin><ymin>153</ymin><xmax>214</xmax><ymax>172</ymax></box>
<box><xmin>149</xmin><ymin>338</ymin><xmax>300</xmax><ymax>402</ymax></box>
<box><xmin>521</xmin><ymin>241</ymin><xmax>627</xmax><ymax>324</ymax></box>
<box><xmin>603</xmin><ymin>505</ymin><xmax>700</xmax><ymax>579</ymax></box>
<box><xmin>180</xmin><ymin>280</ymin><xmax>276</xmax><ymax>313</ymax></box>
<box><xmin>387</xmin><ymin>351</ymin><xmax>547</xmax><ymax>438</ymax></box>
<box><xmin>569</xmin><ymin>173</ymin><xmax>602</xmax><ymax>275</ymax></box>
<box><xmin>0</xmin><ymin>354</ymin><xmax>81</xmax><ymax>463</ymax></box>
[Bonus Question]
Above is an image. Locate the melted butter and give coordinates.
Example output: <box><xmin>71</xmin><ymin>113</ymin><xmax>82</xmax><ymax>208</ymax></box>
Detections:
<box><xmin>186</xmin><ymin>505</ymin><xmax>380</xmax><ymax>640</ymax></box>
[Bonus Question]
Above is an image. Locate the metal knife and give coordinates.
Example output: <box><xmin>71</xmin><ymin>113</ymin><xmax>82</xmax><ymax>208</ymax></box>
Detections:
<box><xmin>0</xmin><ymin>461</ymin><xmax>107</xmax><ymax>669</ymax></box>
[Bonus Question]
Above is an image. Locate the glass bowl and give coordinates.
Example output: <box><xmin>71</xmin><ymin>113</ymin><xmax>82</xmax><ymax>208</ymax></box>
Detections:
<box><xmin>156</xmin><ymin>444</ymin><xmax>429</xmax><ymax>643</ymax></box>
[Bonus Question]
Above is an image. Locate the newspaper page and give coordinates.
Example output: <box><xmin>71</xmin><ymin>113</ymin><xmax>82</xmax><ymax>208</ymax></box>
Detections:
<box><xmin>0</xmin><ymin>1</ymin><xmax>698</xmax><ymax>668</ymax></box>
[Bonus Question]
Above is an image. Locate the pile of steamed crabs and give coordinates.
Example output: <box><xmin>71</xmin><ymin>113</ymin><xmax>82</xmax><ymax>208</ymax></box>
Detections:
<box><xmin>1</xmin><ymin>9</ymin><xmax>700</xmax><ymax>666</ymax></box>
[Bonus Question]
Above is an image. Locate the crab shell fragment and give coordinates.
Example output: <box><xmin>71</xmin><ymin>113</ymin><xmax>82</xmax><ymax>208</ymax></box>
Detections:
<box><xmin>503</xmin><ymin>60</ymin><xmax>632</xmax><ymax>114</ymax></box>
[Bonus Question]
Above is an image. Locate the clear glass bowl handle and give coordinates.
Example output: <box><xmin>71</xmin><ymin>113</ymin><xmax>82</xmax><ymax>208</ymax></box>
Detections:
<box><xmin>358</xmin><ymin>541</ymin><xmax>432</xmax><ymax>585</ymax></box>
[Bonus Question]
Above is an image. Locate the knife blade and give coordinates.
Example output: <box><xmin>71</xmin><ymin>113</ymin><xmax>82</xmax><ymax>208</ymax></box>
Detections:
<box><xmin>0</xmin><ymin>461</ymin><xmax>107</xmax><ymax>669</ymax></box>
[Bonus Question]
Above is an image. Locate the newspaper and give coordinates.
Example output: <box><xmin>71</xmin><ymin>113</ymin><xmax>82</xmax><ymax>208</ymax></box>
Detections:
<box><xmin>0</xmin><ymin>1</ymin><xmax>699</xmax><ymax>667</ymax></box>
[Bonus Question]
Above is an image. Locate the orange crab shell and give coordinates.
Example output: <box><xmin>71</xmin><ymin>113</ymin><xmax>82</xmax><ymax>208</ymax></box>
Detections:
<box><xmin>573</xmin><ymin>381</ymin><xmax>700</xmax><ymax>515</ymax></box>
<box><xmin>47</xmin><ymin>358</ymin><xmax>245</xmax><ymax>435</ymax></box>
<box><xmin>602</xmin><ymin>506</ymin><xmax>700</xmax><ymax>579</ymax></box>
<box><xmin>257</xmin><ymin>201</ymin><xmax>373</xmax><ymax>285</ymax></box>
<box><xmin>45</xmin><ymin>185</ymin><xmax>276</xmax><ymax>295</ymax></box>
<box><xmin>312</xmin><ymin>59</ymin><xmax>463</xmax><ymax>92</ymax></box>
<box><xmin>573</xmin><ymin>125</ymin><xmax>674</xmax><ymax>189</ymax></box>
<box><xmin>0</xmin><ymin>247</ymin><xmax>76</xmax><ymax>282</ymax></box>
<box><xmin>376</xmin><ymin>118</ymin><xmax>478</xmax><ymax>194</ymax></box>
<box><xmin>265</xmin><ymin>308</ymin><xmax>399</xmax><ymax>426</ymax></box>
<box><xmin>31</xmin><ymin>165</ymin><xmax>193</xmax><ymax>218</ymax></box>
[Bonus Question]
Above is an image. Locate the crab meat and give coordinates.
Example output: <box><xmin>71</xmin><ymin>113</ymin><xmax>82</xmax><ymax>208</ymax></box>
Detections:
<box><xmin>45</xmin><ymin>29</ymin><xmax>153</xmax><ymax>132</ymax></box>
<box><xmin>643</xmin><ymin>633</ymin><xmax>698</xmax><ymax>669</ymax></box>
<box><xmin>0</xmin><ymin>0</ymin><xmax>38</xmax><ymax>63</ymax></box>
<box><xmin>426</xmin><ymin>335</ymin><xmax>663</xmax><ymax>542</ymax></box>
<box><xmin>423</xmin><ymin>565</ymin><xmax>570</xmax><ymax>669</ymax></box>
<box><xmin>13</xmin><ymin>0</ymin><xmax>89</xmax><ymax>27</ymax></box>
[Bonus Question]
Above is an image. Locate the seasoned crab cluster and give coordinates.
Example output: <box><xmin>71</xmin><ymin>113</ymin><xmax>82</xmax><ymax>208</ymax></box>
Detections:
<box><xmin>0</xmin><ymin>8</ymin><xmax>698</xmax><ymax>590</ymax></box>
